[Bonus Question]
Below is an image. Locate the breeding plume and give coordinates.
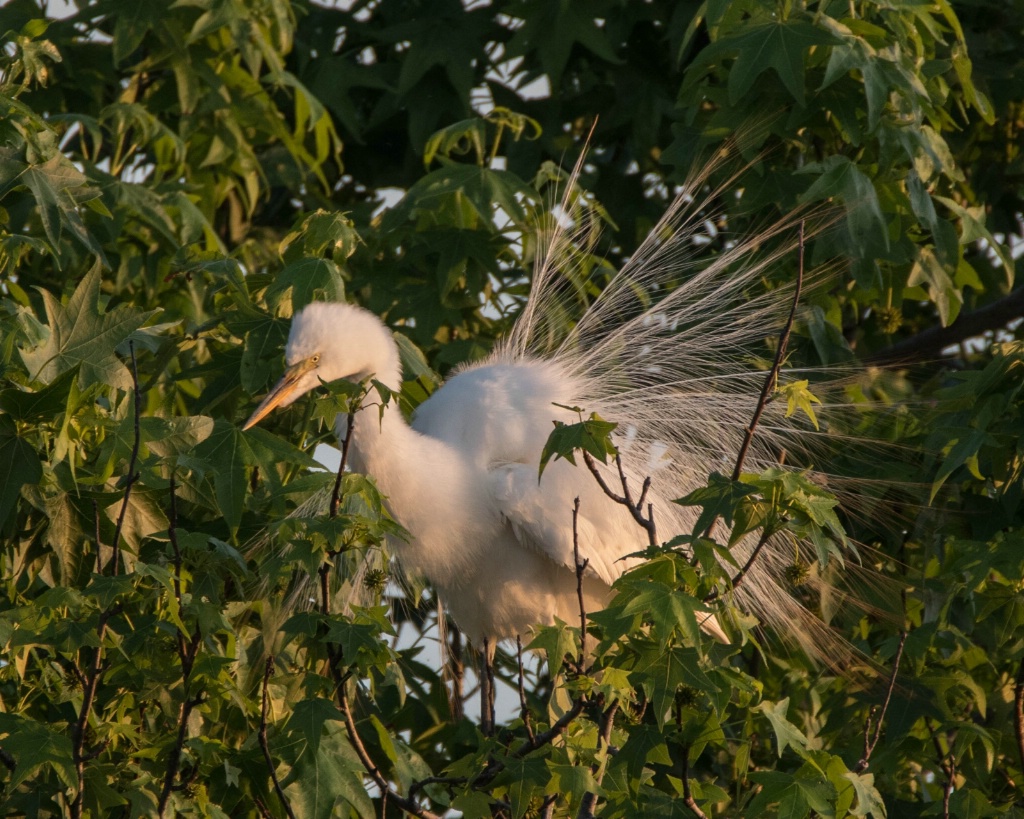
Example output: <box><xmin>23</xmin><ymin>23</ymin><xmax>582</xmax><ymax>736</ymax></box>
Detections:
<box><xmin>245</xmin><ymin>160</ymin><xmax>850</xmax><ymax>679</ymax></box>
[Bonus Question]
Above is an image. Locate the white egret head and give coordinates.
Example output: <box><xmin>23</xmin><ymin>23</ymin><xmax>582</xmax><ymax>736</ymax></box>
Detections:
<box><xmin>242</xmin><ymin>302</ymin><xmax>399</xmax><ymax>430</ymax></box>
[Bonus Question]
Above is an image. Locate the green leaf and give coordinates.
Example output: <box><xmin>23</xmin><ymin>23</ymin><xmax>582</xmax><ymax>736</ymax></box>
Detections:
<box><xmin>19</xmin><ymin>267</ymin><xmax>157</xmax><ymax>389</ymax></box>
<box><xmin>0</xmin><ymin>364</ymin><xmax>80</xmax><ymax>422</ymax></box>
<box><xmin>841</xmin><ymin>771</ymin><xmax>887</xmax><ymax>818</ymax></box>
<box><xmin>526</xmin><ymin>618</ymin><xmax>578</xmax><ymax>670</ymax></box>
<box><xmin>265</xmin><ymin>257</ymin><xmax>346</xmax><ymax>314</ymax></box>
<box><xmin>753</xmin><ymin>698</ymin><xmax>810</xmax><ymax>757</ymax></box>
<box><xmin>690</xmin><ymin>18</ymin><xmax>841</xmax><ymax>105</ymax></box>
<box><xmin>0</xmin><ymin>418</ymin><xmax>42</xmax><ymax>527</ymax></box>
<box><xmin>285</xmin><ymin>698</ymin><xmax>345</xmax><ymax>754</ymax></box>
<box><xmin>282</xmin><ymin>723</ymin><xmax>375</xmax><ymax>819</ymax></box>
<box><xmin>545</xmin><ymin>762</ymin><xmax>601</xmax><ymax>811</ymax></box>
<box><xmin>780</xmin><ymin>380</ymin><xmax>821</xmax><ymax>430</ymax></box>
<box><xmin>634</xmin><ymin>646</ymin><xmax>719</xmax><ymax>728</ymax></box>
<box><xmin>799</xmin><ymin>156</ymin><xmax>888</xmax><ymax>258</ymax></box>
<box><xmin>747</xmin><ymin>769</ymin><xmax>835</xmax><ymax>817</ymax></box>
<box><xmin>674</xmin><ymin>473</ymin><xmax>759</xmax><ymax>536</ymax></box>
<box><xmin>908</xmin><ymin>245</ymin><xmax>962</xmax><ymax>326</ymax></box>
<box><xmin>613</xmin><ymin>724</ymin><xmax>672</xmax><ymax>785</ymax></box>
<box><xmin>0</xmin><ymin>713</ymin><xmax>76</xmax><ymax>791</ymax></box>
<box><xmin>538</xmin><ymin>412</ymin><xmax>618</xmax><ymax>480</ymax></box>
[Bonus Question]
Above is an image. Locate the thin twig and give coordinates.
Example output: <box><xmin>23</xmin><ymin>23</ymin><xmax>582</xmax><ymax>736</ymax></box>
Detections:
<box><xmin>681</xmin><ymin>744</ymin><xmax>708</xmax><ymax>819</ymax></box>
<box><xmin>322</xmin><ymin>459</ymin><xmax>443</xmax><ymax>819</ymax></box>
<box><xmin>448</xmin><ymin>621</ymin><xmax>465</xmax><ymax>722</ymax></box>
<box><xmin>572</xmin><ymin>498</ymin><xmax>589</xmax><ymax>674</ymax></box>
<box><xmin>259</xmin><ymin>657</ymin><xmax>297</xmax><ymax>819</ymax></box>
<box><xmin>579</xmin><ymin>702</ymin><xmax>619</xmax><ymax>818</ymax></box>
<box><xmin>942</xmin><ymin>752</ymin><xmax>955</xmax><ymax>819</ymax></box>
<box><xmin>158</xmin><ymin>476</ymin><xmax>205</xmax><ymax>818</ymax></box>
<box><xmin>729</xmin><ymin>220</ymin><xmax>805</xmax><ymax>485</ymax></box>
<box><xmin>408</xmin><ymin>776</ymin><xmax>465</xmax><ymax>802</ymax></box>
<box><xmin>1015</xmin><ymin>656</ymin><xmax>1024</xmax><ymax>781</ymax></box>
<box><xmin>111</xmin><ymin>340</ymin><xmax>142</xmax><ymax>575</ymax></box>
<box><xmin>699</xmin><ymin>221</ymin><xmax>806</xmax><ymax>554</ymax></box>
<box><xmin>337</xmin><ymin>684</ymin><xmax>443</xmax><ymax>819</ymax></box>
<box><xmin>157</xmin><ymin>693</ymin><xmax>202</xmax><ymax>818</ymax></box>
<box><xmin>71</xmin><ymin>351</ymin><xmax>144</xmax><ymax>818</ymax></box>
<box><xmin>728</xmin><ymin>528</ymin><xmax>773</xmax><ymax>593</ymax></box>
<box><xmin>516</xmin><ymin>636</ymin><xmax>535</xmax><ymax>744</ymax></box>
<box><xmin>472</xmin><ymin>698</ymin><xmax>588</xmax><ymax>790</ymax></box>
<box><xmin>70</xmin><ymin>606</ymin><xmax>118</xmax><ymax>819</ymax></box>
<box><xmin>330</xmin><ymin>412</ymin><xmax>356</xmax><ymax>518</ymax></box>
<box><xmin>92</xmin><ymin>501</ymin><xmax>101</xmax><ymax>574</ymax></box>
<box><xmin>855</xmin><ymin>630</ymin><xmax>907</xmax><ymax>773</ymax></box>
<box><xmin>582</xmin><ymin>453</ymin><xmax>657</xmax><ymax>546</ymax></box>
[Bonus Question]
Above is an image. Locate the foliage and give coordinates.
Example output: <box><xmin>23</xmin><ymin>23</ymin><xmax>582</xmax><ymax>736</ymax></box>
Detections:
<box><xmin>0</xmin><ymin>0</ymin><xmax>1022</xmax><ymax>817</ymax></box>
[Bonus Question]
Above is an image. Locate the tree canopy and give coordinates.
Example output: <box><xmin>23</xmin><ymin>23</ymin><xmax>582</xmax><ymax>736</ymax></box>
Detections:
<box><xmin>0</xmin><ymin>0</ymin><xmax>1023</xmax><ymax>816</ymax></box>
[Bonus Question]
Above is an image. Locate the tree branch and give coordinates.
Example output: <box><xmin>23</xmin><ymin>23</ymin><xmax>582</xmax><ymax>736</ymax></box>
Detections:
<box><xmin>681</xmin><ymin>744</ymin><xmax>708</xmax><ymax>819</ymax></box>
<box><xmin>578</xmin><ymin>701</ymin><xmax>619</xmax><ymax>819</ymax></box>
<box><xmin>330</xmin><ymin>412</ymin><xmax>356</xmax><ymax>518</ymax></box>
<box><xmin>259</xmin><ymin>657</ymin><xmax>297</xmax><ymax>819</ymax></box>
<box><xmin>572</xmin><ymin>497</ymin><xmax>589</xmax><ymax>674</ymax></box>
<box><xmin>855</xmin><ymin>630</ymin><xmax>907</xmax><ymax>773</ymax></box>
<box><xmin>729</xmin><ymin>220</ymin><xmax>805</xmax><ymax>485</ymax></box>
<box><xmin>868</xmin><ymin>286</ymin><xmax>1024</xmax><ymax>365</ymax></box>
<box><xmin>71</xmin><ymin>345</ymin><xmax>145</xmax><ymax>819</ymax></box>
<box><xmin>110</xmin><ymin>340</ymin><xmax>142</xmax><ymax>576</ymax></box>
<box><xmin>337</xmin><ymin>682</ymin><xmax>443</xmax><ymax>819</ymax></box>
<box><xmin>158</xmin><ymin>476</ymin><xmax>204</xmax><ymax>818</ymax></box>
<box><xmin>1015</xmin><ymin>655</ymin><xmax>1024</xmax><ymax>782</ymax></box>
<box><xmin>582</xmin><ymin>452</ymin><xmax>657</xmax><ymax>546</ymax></box>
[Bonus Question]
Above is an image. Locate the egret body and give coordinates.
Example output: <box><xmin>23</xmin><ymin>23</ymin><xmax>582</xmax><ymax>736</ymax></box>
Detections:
<box><xmin>244</xmin><ymin>301</ymin><xmax>661</xmax><ymax>644</ymax></box>
<box><xmin>245</xmin><ymin>163</ymin><xmax>851</xmax><ymax>702</ymax></box>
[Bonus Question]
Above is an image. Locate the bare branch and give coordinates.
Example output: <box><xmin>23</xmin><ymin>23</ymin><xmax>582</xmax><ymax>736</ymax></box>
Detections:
<box><xmin>92</xmin><ymin>500</ymin><xmax>102</xmax><ymax>574</ymax></box>
<box><xmin>259</xmin><ymin>657</ymin><xmax>297</xmax><ymax>819</ymax></box>
<box><xmin>728</xmin><ymin>527</ymin><xmax>774</xmax><ymax>593</ymax></box>
<box><xmin>681</xmin><ymin>745</ymin><xmax>708</xmax><ymax>819</ymax></box>
<box><xmin>472</xmin><ymin>697</ymin><xmax>588</xmax><ymax>791</ymax></box>
<box><xmin>337</xmin><ymin>682</ymin><xmax>443</xmax><ymax>819</ymax></box>
<box><xmin>582</xmin><ymin>452</ymin><xmax>657</xmax><ymax>546</ymax></box>
<box><xmin>855</xmin><ymin>631</ymin><xmax>907</xmax><ymax>773</ymax></box>
<box><xmin>158</xmin><ymin>473</ymin><xmax>209</xmax><ymax>817</ymax></box>
<box><xmin>157</xmin><ymin>693</ymin><xmax>202</xmax><ymax>818</ymax></box>
<box><xmin>331</xmin><ymin>412</ymin><xmax>357</xmax><ymax>518</ymax></box>
<box><xmin>111</xmin><ymin>340</ymin><xmax>143</xmax><ymax>576</ymax></box>
<box><xmin>729</xmin><ymin>220</ymin><xmax>805</xmax><ymax>485</ymax></box>
<box><xmin>70</xmin><ymin>605</ymin><xmax>118</xmax><ymax>819</ymax></box>
<box><xmin>868</xmin><ymin>285</ymin><xmax>1024</xmax><ymax>366</ymax></box>
<box><xmin>572</xmin><ymin>498</ymin><xmax>589</xmax><ymax>674</ymax></box>
<box><xmin>579</xmin><ymin>701</ymin><xmax>619</xmax><ymax>819</ymax></box>
<box><xmin>942</xmin><ymin>752</ymin><xmax>955</xmax><ymax>819</ymax></box>
<box><xmin>448</xmin><ymin>621</ymin><xmax>465</xmax><ymax>722</ymax></box>
<box><xmin>71</xmin><ymin>358</ymin><xmax>145</xmax><ymax>818</ymax></box>
<box><xmin>1015</xmin><ymin>656</ymin><xmax>1024</xmax><ymax>781</ymax></box>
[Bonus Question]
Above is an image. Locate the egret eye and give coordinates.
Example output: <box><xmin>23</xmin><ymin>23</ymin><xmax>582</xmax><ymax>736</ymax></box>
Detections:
<box><xmin>311</xmin><ymin>354</ymin><xmax>320</xmax><ymax>364</ymax></box>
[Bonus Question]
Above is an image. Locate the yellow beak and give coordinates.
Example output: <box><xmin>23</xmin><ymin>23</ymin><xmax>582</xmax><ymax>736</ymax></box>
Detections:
<box><xmin>242</xmin><ymin>358</ymin><xmax>318</xmax><ymax>430</ymax></box>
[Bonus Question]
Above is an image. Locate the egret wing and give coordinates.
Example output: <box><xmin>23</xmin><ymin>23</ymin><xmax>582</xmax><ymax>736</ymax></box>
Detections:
<box><xmin>487</xmin><ymin>459</ymin><xmax>641</xmax><ymax>587</ymax></box>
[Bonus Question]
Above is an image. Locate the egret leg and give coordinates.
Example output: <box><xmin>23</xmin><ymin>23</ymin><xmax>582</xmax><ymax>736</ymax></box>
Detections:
<box><xmin>480</xmin><ymin>637</ymin><xmax>495</xmax><ymax>735</ymax></box>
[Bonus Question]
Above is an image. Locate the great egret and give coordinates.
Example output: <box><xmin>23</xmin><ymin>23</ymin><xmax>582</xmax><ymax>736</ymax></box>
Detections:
<box><xmin>244</xmin><ymin>160</ymin><xmax>856</xmax><ymax>725</ymax></box>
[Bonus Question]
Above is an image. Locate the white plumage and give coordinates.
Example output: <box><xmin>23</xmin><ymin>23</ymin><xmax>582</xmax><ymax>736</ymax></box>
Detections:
<box><xmin>245</xmin><ymin>158</ymin><xmax>850</xmax><ymax>667</ymax></box>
